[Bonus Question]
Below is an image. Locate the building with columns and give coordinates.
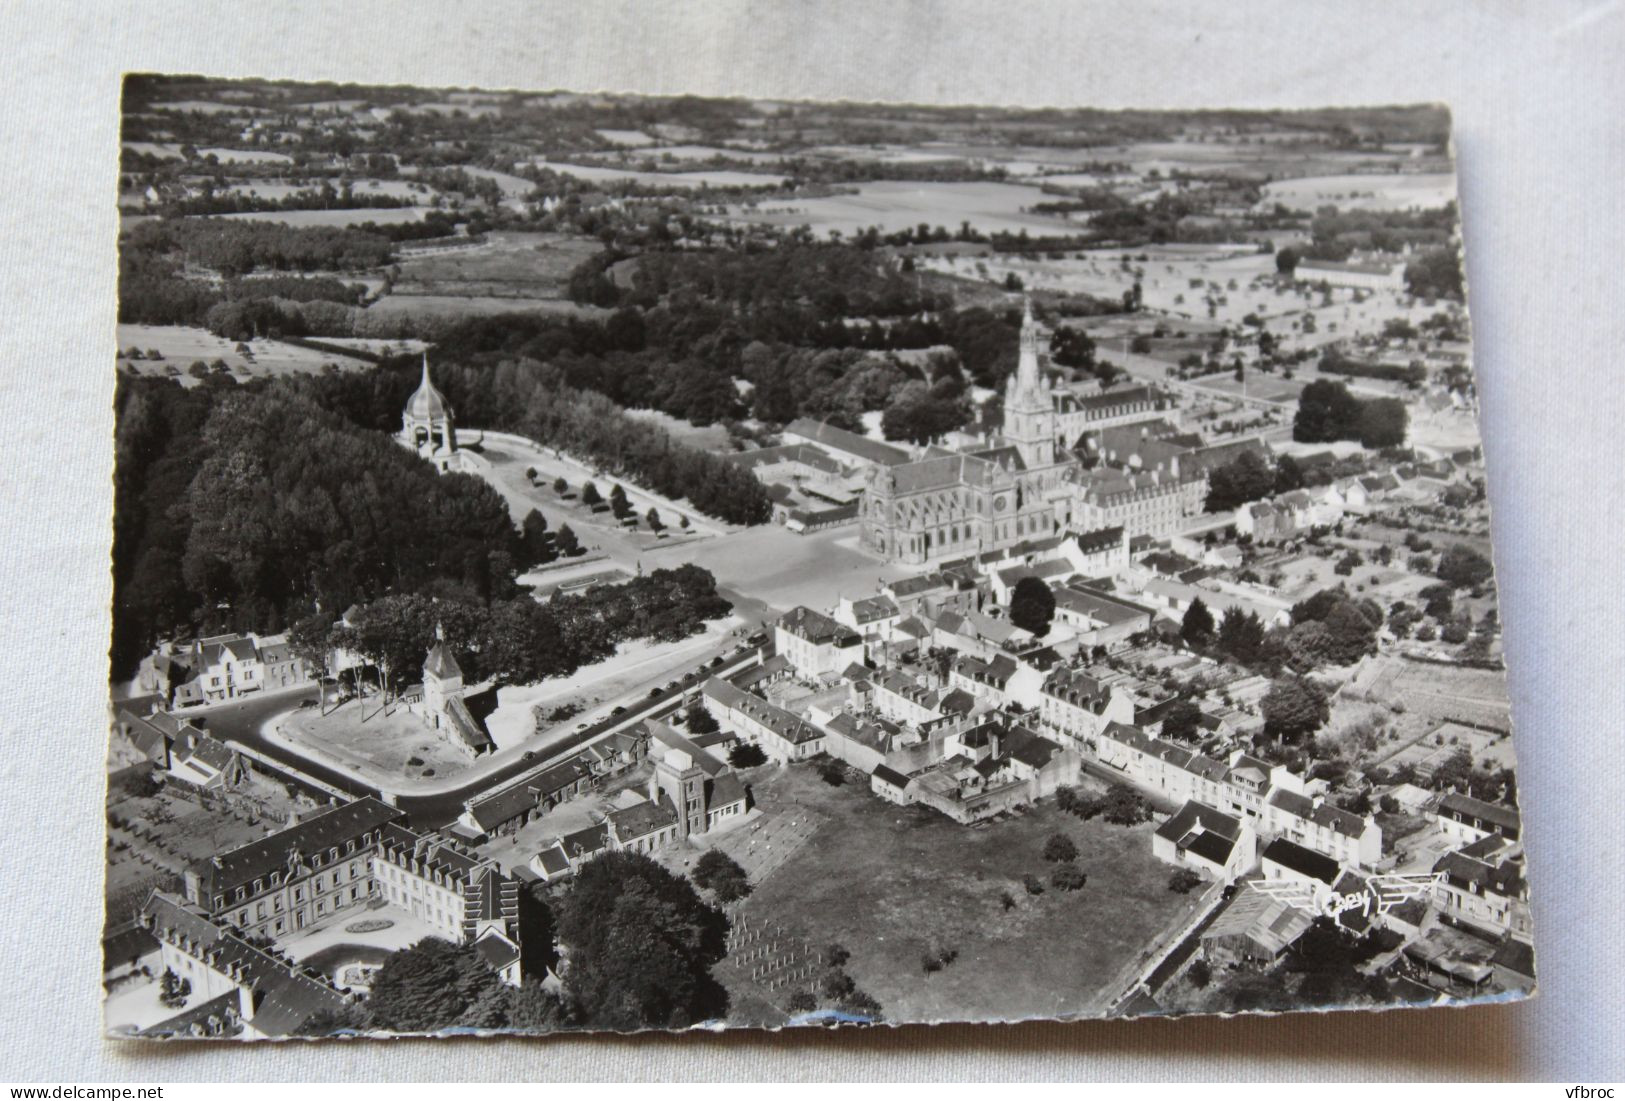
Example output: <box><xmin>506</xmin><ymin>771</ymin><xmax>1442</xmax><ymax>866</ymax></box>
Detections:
<box><xmin>401</xmin><ymin>355</ymin><xmax>474</xmax><ymax>474</ymax></box>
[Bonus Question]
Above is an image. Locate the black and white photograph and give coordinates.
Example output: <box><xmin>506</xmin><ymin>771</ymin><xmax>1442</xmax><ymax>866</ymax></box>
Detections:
<box><xmin>100</xmin><ymin>73</ymin><xmax>1537</xmax><ymax>1040</ymax></box>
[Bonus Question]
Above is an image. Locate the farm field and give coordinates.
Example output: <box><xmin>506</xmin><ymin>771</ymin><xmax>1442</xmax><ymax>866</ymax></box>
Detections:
<box><xmin>115</xmin><ymin>324</ymin><xmax>373</xmax><ymax>381</ymax></box>
<box><xmin>1260</xmin><ymin>172</ymin><xmax>1456</xmax><ymax>212</ymax></box>
<box><xmin>121</xmin><ymin>141</ymin><xmax>185</xmax><ymax>160</ymax></box>
<box><xmin>722</xmin><ymin>764</ymin><xmax>1194</xmax><ymax>1024</ymax></box>
<box><xmin>391</xmin><ymin>231</ymin><xmax>600</xmax><ymax>300</ymax></box>
<box><xmin>197</xmin><ymin>147</ymin><xmax>293</xmax><ymax>164</ymax></box>
<box><xmin>728</xmin><ymin>179</ymin><xmax>1078</xmax><ymax>237</ymax></box>
<box><xmin>364</xmin><ymin>294</ymin><xmax>601</xmax><ymax>320</ymax></box>
<box><xmin>534</xmin><ymin>160</ymin><xmax>784</xmax><ymax>189</ymax></box>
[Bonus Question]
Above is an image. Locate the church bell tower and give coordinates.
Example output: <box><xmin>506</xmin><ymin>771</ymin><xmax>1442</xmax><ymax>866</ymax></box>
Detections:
<box><xmin>1003</xmin><ymin>297</ymin><xmax>1056</xmax><ymax>468</ymax></box>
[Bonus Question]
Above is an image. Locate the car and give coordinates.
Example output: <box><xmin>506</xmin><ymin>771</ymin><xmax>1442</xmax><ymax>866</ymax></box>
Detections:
<box><xmin>612</xmin><ymin>705</ymin><xmax>627</xmax><ymax>716</ymax></box>
<box><xmin>522</xmin><ymin>751</ymin><xmax>537</xmax><ymax>761</ymax></box>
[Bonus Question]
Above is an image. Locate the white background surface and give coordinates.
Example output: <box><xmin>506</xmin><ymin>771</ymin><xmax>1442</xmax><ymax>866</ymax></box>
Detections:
<box><xmin>0</xmin><ymin>0</ymin><xmax>1620</xmax><ymax>1082</ymax></box>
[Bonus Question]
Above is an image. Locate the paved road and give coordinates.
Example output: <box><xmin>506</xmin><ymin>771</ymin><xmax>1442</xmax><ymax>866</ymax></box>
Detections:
<box><xmin>198</xmin><ymin>641</ymin><xmax>770</xmax><ymax>829</ymax></box>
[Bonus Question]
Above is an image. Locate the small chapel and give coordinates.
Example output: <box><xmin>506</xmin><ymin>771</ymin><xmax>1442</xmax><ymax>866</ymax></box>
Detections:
<box><xmin>401</xmin><ymin>354</ymin><xmax>474</xmax><ymax>474</ymax></box>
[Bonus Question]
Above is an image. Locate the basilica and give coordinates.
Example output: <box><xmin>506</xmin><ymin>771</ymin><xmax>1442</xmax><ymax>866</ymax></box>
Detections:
<box><xmin>858</xmin><ymin>301</ymin><xmax>1184</xmax><ymax>566</ymax></box>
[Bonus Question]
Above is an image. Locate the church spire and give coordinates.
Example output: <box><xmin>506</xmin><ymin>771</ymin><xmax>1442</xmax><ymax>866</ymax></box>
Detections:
<box><xmin>1013</xmin><ymin>295</ymin><xmax>1044</xmax><ymax>398</ymax></box>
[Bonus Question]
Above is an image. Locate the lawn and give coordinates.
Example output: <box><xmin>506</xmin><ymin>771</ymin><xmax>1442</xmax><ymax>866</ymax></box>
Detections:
<box><xmin>722</xmin><ymin>764</ymin><xmax>1197</xmax><ymax>1025</ymax></box>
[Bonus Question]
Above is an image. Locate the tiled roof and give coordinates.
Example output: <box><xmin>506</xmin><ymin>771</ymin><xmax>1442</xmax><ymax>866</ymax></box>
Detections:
<box><xmin>423</xmin><ymin>641</ymin><xmax>463</xmax><ymax>680</ymax></box>
<box><xmin>1267</xmin><ymin>788</ymin><xmax>1368</xmax><ymax>838</ymax></box>
<box><xmin>1076</xmin><ymin>525</ymin><xmax>1126</xmax><ymax>555</ymax></box>
<box><xmin>778</xmin><ymin>605</ymin><xmax>858</xmax><ymax>646</ymax></box>
<box><xmin>870</xmin><ymin>763</ymin><xmax>911</xmax><ymax>790</ymax></box>
<box><xmin>1438</xmin><ymin>792</ymin><xmax>1521</xmax><ymax>834</ymax></box>
<box><xmin>141</xmin><ymin>893</ymin><xmax>351</xmax><ymax>1037</ymax></box>
<box><xmin>784</xmin><ymin>418</ymin><xmax>910</xmax><ymax>466</ymax></box>
<box><xmin>607</xmin><ymin>796</ymin><xmax>679</xmax><ymax>841</ymax></box>
<box><xmin>189</xmin><ymin>797</ymin><xmax>403</xmax><ymax>900</ymax></box>
<box><xmin>704</xmin><ymin>677</ymin><xmax>824</xmax><ymax>745</ymax></box>
<box><xmin>1261</xmin><ymin>837</ymin><xmax>1341</xmax><ymax>885</ymax></box>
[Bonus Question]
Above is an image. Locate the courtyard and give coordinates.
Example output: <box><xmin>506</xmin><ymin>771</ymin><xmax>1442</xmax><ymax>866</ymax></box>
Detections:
<box><xmin>716</xmin><ymin>762</ymin><xmax>1197</xmax><ymax>1025</ymax></box>
<box><xmin>274</xmin><ymin>696</ymin><xmax>477</xmax><ymax>787</ymax></box>
<box><xmin>668</xmin><ymin>524</ymin><xmax>915</xmax><ymax>617</ymax></box>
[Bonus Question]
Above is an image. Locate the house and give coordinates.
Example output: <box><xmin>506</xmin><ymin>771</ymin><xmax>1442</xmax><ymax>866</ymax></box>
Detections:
<box><xmin>1296</xmin><ymin>257</ymin><xmax>1405</xmax><ymax>292</ymax></box>
<box><xmin>1433</xmin><ymin>834</ymin><xmax>1531</xmax><ymax>940</ymax></box>
<box><xmin>1038</xmin><ymin>665</ymin><xmax>1136</xmax><ymax>747</ymax></box>
<box><xmin>775</xmin><ymin>606</ymin><xmax>864</xmax><ymax>680</ymax></box>
<box><xmin>1049</xmin><ymin>583</ymin><xmax>1157</xmax><ymax>648</ymax></box>
<box><xmin>703</xmin><ymin>676</ymin><xmax>826</xmax><ymax>762</ymax></box>
<box><xmin>1436</xmin><ymin>792</ymin><xmax>1521</xmax><ymax>846</ymax></box>
<box><xmin>819</xmin><ymin>711</ymin><xmax>896</xmax><ymax>773</ymax></box>
<box><xmin>869</xmin><ymin>763</ymin><xmax>914</xmax><ymax>805</ymax></box>
<box><xmin>870</xmin><ymin>668</ymin><xmax>977</xmax><ymax>730</ymax></box>
<box><xmin>1263</xmin><ymin>788</ymin><xmax>1382</xmax><ymax>868</ymax></box>
<box><xmin>1060</xmin><ymin>525</ymin><xmax>1132</xmax><ymax>578</ymax></box>
<box><xmin>1260</xmin><ymin>836</ymin><xmax>1342</xmax><ymax>892</ymax></box>
<box><xmin>990</xmin><ymin>558</ymin><xmax>1075</xmax><ymax>606</ymax></box>
<box><xmin>1153</xmin><ymin>800</ymin><xmax>1256</xmax><ymax>883</ymax></box>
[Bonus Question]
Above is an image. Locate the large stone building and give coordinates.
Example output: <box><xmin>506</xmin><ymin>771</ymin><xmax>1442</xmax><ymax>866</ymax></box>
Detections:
<box><xmin>859</xmin><ymin>301</ymin><xmax>1175</xmax><ymax>565</ymax></box>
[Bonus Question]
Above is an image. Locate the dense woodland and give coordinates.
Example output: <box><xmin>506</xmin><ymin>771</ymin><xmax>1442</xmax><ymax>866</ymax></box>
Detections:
<box><xmin>111</xmin><ymin>372</ymin><xmax>740</xmax><ymax>680</ymax></box>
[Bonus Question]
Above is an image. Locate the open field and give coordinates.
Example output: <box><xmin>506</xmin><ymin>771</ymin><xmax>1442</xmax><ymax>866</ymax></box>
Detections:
<box><xmin>213</xmin><ymin>206</ymin><xmax>428</xmax><ymax>227</ymax></box>
<box><xmin>536</xmin><ymin>160</ymin><xmax>785</xmax><ymax>189</ymax></box>
<box><xmin>1260</xmin><ymin>172</ymin><xmax>1456</xmax><ymax>212</ymax></box>
<box><xmin>727</xmin><ymin>179</ymin><xmax>1075</xmax><ymax>236</ymax></box>
<box><xmin>186</xmin><ymin>177</ymin><xmax>426</xmax><ymax>202</ymax></box>
<box><xmin>364</xmin><ymin>293</ymin><xmax>602</xmax><ymax>319</ymax></box>
<box><xmin>197</xmin><ymin>147</ymin><xmax>293</xmax><ymax>164</ymax></box>
<box><xmin>722</xmin><ymin>764</ymin><xmax>1195</xmax><ymax>1024</ymax></box>
<box><xmin>115</xmin><ymin>324</ymin><xmax>373</xmax><ymax>381</ymax></box>
<box><xmin>392</xmin><ymin>231</ymin><xmax>600</xmax><ymax>300</ymax></box>
<box><xmin>122</xmin><ymin>141</ymin><xmax>185</xmax><ymax>160</ymax></box>
<box><xmin>1347</xmin><ymin>653</ymin><xmax>1512</xmax><ymax>735</ymax></box>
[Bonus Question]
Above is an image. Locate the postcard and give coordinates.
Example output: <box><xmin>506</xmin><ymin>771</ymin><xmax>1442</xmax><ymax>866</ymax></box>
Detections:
<box><xmin>104</xmin><ymin>75</ymin><xmax>1531</xmax><ymax>1038</ymax></box>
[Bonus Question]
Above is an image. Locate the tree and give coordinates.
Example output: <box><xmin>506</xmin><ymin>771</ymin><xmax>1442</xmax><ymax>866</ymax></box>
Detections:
<box><xmin>1204</xmin><ymin>449</ymin><xmax>1276</xmax><ymax>511</ymax></box>
<box><xmin>1216</xmin><ymin>609</ymin><xmax>1266</xmax><ymax>666</ymax></box>
<box><xmin>1261</xmin><ymin>677</ymin><xmax>1330</xmax><ymax>744</ymax></box>
<box><xmin>1181</xmin><ymin>598</ymin><xmax>1216</xmax><ymax>646</ymax></box>
<box><xmin>786</xmin><ymin>991</ymin><xmax>817</xmax><ymax>1014</ymax></box>
<box><xmin>158</xmin><ymin>967</ymin><xmax>191</xmax><ymax>1009</ymax></box>
<box><xmin>554</xmin><ymin>524</ymin><xmax>581</xmax><ymax>557</ymax></box>
<box><xmin>645</xmin><ymin>507</ymin><xmax>664</xmax><ymax>532</ymax></box>
<box><xmin>1160</xmin><ymin>699</ymin><xmax>1204</xmax><ymax>743</ymax></box>
<box><xmin>610</xmin><ymin>483</ymin><xmax>631</xmax><ymax>518</ymax></box>
<box><xmin>728</xmin><ymin>742</ymin><xmax>767</xmax><ymax>768</ymax></box>
<box><xmin>554</xmin><ymin>852</ymin><xmax>729</xmax><ymax>1031</ymax></box>
<box><xmin>1276</xmin><ymin>247</ymin><xmax>1300</xmax><ymax>277</ymax></box>
<box><xmin>1100</xmin><ymin>783</ymin><xmax>1151</xmax><ymax>825</ymax></box>
<box><xmin>520</xmin><ymin>508</ymin><xmax>553</xmax><ymax>567</ymax></box>
<box><xmin>1009</xmin><ymin>576</ymin><xmax>1056</xmax><ymax>636</ymax></box>
<box><xmin>825</xmin><ymin>943</ymin><xmax>851</xmax><ymax>969</ymax></box>
<box><xmin>1294</xmin><ymin>379</ymin><xmax>1363</xmax><ymax>444</ymax></box>
<box><xmin>553</xmin><ymin>476</ymin><xmax>568</xmax><ymax>494</ymax></box>
<box><xmin>1404</xmin><ymin>247</ymin><xmax>1464</xmax><ymax>301</ymax></box>
<box><xmin>1436</xmin><ymin>544</ymin><xmax>1493</xmax><ymax>589</ymax></box>
<box><xmin>692</xmin><ymin>849</ymin><xmax>751</xmax><ymax>902</ymax></box>
<box><xmin>581</xmin><ymin>481</ymin><xmax>602</xmax><ymax>507</ymax></box>
<box><xmin>685</xmin><ymin>700</ymin><xmax>719</xmax><ymax>735</ymax></box>
<box><xmin>1168</xmin><ymin>868</ymin><xmax>1203</xmax><ymax>894</ymax></box>
<box><xmin>1042</xmin><ymin>833</ymin><xmax>1079</xmax><ymax>863</ymax></box>
<box><xmin>1023</xmin><ymin>874</ymin><xmax>1045</xmax><ymax>896</ymax></box>
<box><xmin>1050</xmin><ymin>864</ymin><xmax>1088</xmax><ymax>892</ymax></box>
<box><xmin>1358</xmin><ymin>397</ymin><xmax>1408</xmax><ymax>448</ymax></box>
<box><xmin>367</xmin><ymin>937</ymin><xmax>509</xmax><ymax>1033</ymax></box>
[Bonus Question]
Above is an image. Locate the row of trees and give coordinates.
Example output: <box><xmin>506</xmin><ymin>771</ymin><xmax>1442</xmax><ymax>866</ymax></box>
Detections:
<box><xmin>295</xmin><ymin>563</ymin><xmax>732</xmax><ymax>691</ymax></box>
